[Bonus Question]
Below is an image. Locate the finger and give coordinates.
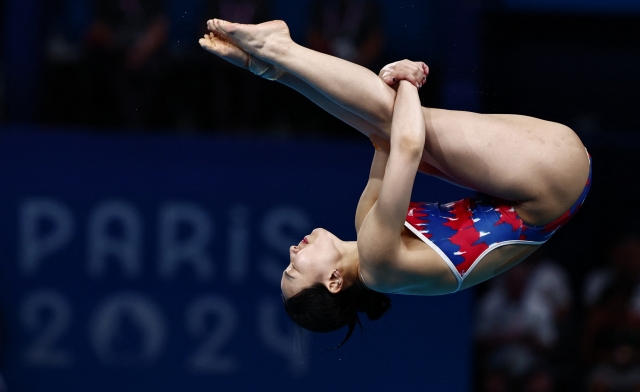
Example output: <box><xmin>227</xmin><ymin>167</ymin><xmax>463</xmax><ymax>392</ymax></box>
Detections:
<box><xmin>422</xmin><ymin>62</ymin><xmax>430</xmax><ymax>76</ymax></box>
<box><xmin>415</xmin><ymin>69</ymin><xmax>424</xmax><ymax>84</ymax></box>
<box><xmin>404</xmin><ymin>75</ymin><xmax>419</xmax><ymax>88</ymax></box>
<box><xmin>382</xmin><ymin>76</ymin><xmax>396</xmax><ymax>86</ymax></box>
<box><xmin>380</xmin><ymin>72</ymin><xmax>397</xmax><ymax>85</ymax></box>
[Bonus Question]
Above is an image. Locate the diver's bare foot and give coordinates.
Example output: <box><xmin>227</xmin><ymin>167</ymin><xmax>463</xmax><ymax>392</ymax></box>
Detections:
<box><xmin>199</xmin><ymin>32</ymin><xmax>248</xmax><ymax>68</ymax></box>
<box><xmin>199</xmin><ymin>32</ymin><xmax>284</xmax><ymax>79</ymax></box>
<box><xmin>206</xmin><ymin>19</ymin><xmax>292</xmax><ymax>62</ymax></box>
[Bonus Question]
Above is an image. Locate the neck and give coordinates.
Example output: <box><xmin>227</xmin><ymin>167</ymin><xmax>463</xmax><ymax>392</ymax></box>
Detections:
<box><xmin>336</xmin><ymin>241</ymin><xmax>360</xmax><ymax>287</ymax></box>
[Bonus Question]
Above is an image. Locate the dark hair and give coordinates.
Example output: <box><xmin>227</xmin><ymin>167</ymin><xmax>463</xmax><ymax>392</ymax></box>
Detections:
<box><xmin>283</xmin><ymin>280</ymin><xmax>391</xmax><ymax>348</ymax></box>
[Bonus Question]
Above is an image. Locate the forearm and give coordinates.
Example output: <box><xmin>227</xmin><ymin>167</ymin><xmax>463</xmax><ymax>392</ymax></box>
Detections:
<box><xmin>362</xmin><ymin>147</ymin><xmax>390</xmax><ymax>200</ymax></box>
<box><xmin>365</xmin><ymin>82</ymin><xmax>425</xmax><ymax>234</ymax></box>
<box><xmin>390</xmin><ymin>81</ymin><xmax>425</xmax><ymax>156</ymax></box>
<box><xmin>355</xmin><ymin>146</ymin><xmax>389</xmax><ymax>232</ymax></box>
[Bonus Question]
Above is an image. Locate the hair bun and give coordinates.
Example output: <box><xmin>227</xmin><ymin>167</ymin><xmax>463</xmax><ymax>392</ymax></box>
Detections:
<box><xmin>359</xmin><ymin>290</ymin><xmax>391</xmax><ymax>320</ymax></box>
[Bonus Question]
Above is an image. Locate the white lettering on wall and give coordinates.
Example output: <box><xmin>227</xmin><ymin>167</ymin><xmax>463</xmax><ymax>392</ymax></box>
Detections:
<box><xmin>14</xmin><ymin>198</ymin><xmax>318</xmax><ymax>377</ymax></box>
<box><xmin>20</xmin><ymin>290</ymin><xmax>74</xmax><ymax>367</ymax></box>
<box><xmin>227</xmin><ymin>205</ymin><xmax>249</xmax><ymax>283</ymax></box>
<box><xmin>185</xmin><ymin>296</ymin><xmax>238</xmax><ymax>374</ymax></box>
<box><xmin>90</xmin><ymin>293</ymin><xmax>167</xmax><ymax>366</ymax></box>
<box><xmin>158</xmin><ymin>203</ymin><xmax>213</xmax><ymax>281</ymax></box>
<box><xmin>88</xmin><ymin>201</ymin><xmax>142</xmax><ymax>279</ymax></box>
<box><xmin>19</xmin><ymin>199</ymin><xmax>75</xmax><ymax>276</ymax></box>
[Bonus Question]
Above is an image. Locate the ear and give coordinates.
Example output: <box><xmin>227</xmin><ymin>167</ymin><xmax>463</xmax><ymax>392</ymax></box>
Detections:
<box><xmin>326</xmin><ymin>269</ymin><xmax>343</xmax><ymax>294</ymax></box>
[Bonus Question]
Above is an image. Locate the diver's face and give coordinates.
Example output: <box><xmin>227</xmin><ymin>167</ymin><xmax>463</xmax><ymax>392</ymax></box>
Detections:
<box><xmin>280</xmin><ymin>228</ymin><xmax>341</xmax><ymax>300</ymax></box>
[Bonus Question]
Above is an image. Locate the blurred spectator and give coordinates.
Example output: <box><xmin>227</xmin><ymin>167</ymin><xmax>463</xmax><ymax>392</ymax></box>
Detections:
<box><xmin>476</xmin><ymin>252</ymin><xmax>572</xmax><ymax>390</ymax></box>
<box><xmin>307</xmin><ymin>0</ymin><xmax>384</xmax><ymax>70</ymax></box>
<box><xmin>41</xmin><ymin>0</ymin><xmax>92</xmax><ymax>125</ymax></box>
<box><xmin>168</xmin><ymin>0</ymin><xmax>273</xmax><ymax>132</ymax></box>
<box><xmin>84</xmin><ymin>0</ymin><xmax>170</xmax><ymax>129</ymax></box>
<box><xmin>0</xmin><ymin>0</ymin><xmax>6</xmax><ymax>124</ymax></box>
<box><xmin>582</xmin><ymin>276</ymin><xmax>640</xmax><ymax>391</ymax></box>
<box><xmin>481</xmin><ymin>369</ymin><xmax>509</xmax><ymax>392</ymax></box>
<box><xmin>203</xmin><ymin>0</ymin><xmax>272</xmax><ymax>131</ymax></box>
<box><xmin>580</xmin><ymin>234</ymin><xmax>640</xmax><ymax>392</ymax></box>
<box><xmin>583</xmin><ymin>233</ymin><xmax>640</xmax><ymax>310</ymax></box>
<box><xmin>523</xmin><ymin>368</ymin><xmax>556</xmax><ymax>392</ymax></box>
<box><xmin>525</xmin><ymin>253</ymin><xmax>573</xmax><ymax>323</ymax></box>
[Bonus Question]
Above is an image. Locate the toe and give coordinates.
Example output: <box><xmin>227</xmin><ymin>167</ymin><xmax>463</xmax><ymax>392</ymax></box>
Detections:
<box><xmin>214</xmin><ymin>19</ymin><xmax>226</xmax><ymax>32</ymax></box>
<box><xmin>208</xmin><ymin>19</ymin><xmax>225</xmax><ymax>36</ymax></box>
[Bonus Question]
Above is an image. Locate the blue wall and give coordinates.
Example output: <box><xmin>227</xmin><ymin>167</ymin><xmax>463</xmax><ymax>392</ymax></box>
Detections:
<box><xmin>0</xmin><ymin>129</ymin><xmax>472</xmax><ymax>391</ymax></box>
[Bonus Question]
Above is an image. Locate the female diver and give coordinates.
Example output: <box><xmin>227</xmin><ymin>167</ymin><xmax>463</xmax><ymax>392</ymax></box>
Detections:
<box><xmin>199</xmin><ymin>19</ymin><xmax>592</xmax><ymax>347</ymax></box>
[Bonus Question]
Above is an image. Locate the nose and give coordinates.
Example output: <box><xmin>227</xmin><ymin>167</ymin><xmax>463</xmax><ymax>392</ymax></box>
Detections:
<box><xmin>290</xmin><ymin>245</ymin><xmax>299</xmax><ymax>254</ymax></box>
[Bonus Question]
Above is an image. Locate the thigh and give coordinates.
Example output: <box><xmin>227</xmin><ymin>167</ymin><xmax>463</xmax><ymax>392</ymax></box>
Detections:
<box><xmin>420</xmin><ymin>109</ymin><xmax>590</xmax><ymax>224</ymax></box>
<box><xmin>460</xmin><ymin>243</ymin><xmax>540</xmax><ymax>290</ymax></box>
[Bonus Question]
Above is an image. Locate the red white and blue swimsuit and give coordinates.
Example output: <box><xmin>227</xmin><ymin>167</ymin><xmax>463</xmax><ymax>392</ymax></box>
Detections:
<box><xmin>405</xmin><ymin>153</ymin><xmax>592</xmax><ymax>292</ymax></box>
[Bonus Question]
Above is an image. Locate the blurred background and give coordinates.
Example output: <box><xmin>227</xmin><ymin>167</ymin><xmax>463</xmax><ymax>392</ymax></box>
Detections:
<box><xmin>1</xmin><ymin>0</ymin><xmax>640</xmax><ymax>391</ymax></box>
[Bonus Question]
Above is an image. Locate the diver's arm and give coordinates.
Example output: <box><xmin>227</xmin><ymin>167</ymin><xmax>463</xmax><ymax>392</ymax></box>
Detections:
<box><xmin>358</xmin><ymin>81</ymin><xmax>424</xmax><ymax>261</ymax></box>
<box><xmin>355</xmin><ymin>136</ymin><xmax>389</xmax><ymax>233</ymax></box>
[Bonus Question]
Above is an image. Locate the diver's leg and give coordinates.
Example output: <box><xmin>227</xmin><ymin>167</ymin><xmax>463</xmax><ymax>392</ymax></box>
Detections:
<box><xmin>206</xmin><ymin>20</ymin><xmax>398</xmax><ymax>133</ymax></box>
<box><xmin>417</xmin><ymin>109</ymin><xmax>590</xmax><ymax>223</ymax></box>
<box><xmin>206</xmin><ymin>21</ymin><xmax>590</xmax><ymax>223</ymax></box>
<box><xmin>199</xmin><ymin>32</ymin><xmax>459</xmax><ymax>186</ymax></box>
<box><xmin>199</xmin><ymin>32</ymin><xmax>386</xmax><ymax>137</ymax></box>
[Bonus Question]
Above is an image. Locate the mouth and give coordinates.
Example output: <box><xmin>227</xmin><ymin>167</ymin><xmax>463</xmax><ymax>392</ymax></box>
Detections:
<box><xmin>302</xmin><ymin>236</ymin><xmax>308</xmax><ymax>244</ymax></box>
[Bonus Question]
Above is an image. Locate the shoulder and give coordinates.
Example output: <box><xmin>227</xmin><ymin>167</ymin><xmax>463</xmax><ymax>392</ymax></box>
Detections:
<box><xmin>356</xmin><ymin>228</ymin><xmax>406</xmax><ymax>292</ymax></box>
<box><xmin>357</xmin><ymin>228</ymin><xmax>458</xmax><ymax>295</ymax></box>
<box><xmin>356</xmin><ymin>211</ymin><xmax>403</xmax><ymax>264</ymax></box>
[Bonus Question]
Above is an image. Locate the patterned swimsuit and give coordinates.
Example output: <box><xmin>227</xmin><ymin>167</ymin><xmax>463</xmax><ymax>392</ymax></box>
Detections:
<box><xmin>404</xmin><ymin>153</ymin><xmax>592</xmax><ymax>292</ymax></box>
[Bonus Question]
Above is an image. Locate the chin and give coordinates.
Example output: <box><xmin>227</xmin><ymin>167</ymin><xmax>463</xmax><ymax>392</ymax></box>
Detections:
<box><xmin>314</xmin><ymin>227</ymin><xmax>336</xmax><ymax>239</ymax></box>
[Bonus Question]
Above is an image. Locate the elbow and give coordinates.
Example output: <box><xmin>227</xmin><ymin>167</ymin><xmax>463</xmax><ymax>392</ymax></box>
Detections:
<box><xmin>396</xmin><ymin>135</ymin><xmax>424</xmax><ymax>159</ymax></box>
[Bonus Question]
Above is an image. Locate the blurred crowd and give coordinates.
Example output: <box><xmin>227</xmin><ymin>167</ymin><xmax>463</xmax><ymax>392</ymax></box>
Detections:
<box><xmin>37</xmin><ymin>0</ymin><xmax>390</xmax><ymax>136</ymax></box>
<box><xmin>475</xmin><ymin>232</ymin><xmax>640</xmax><ymax>392</ymax></box>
